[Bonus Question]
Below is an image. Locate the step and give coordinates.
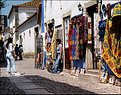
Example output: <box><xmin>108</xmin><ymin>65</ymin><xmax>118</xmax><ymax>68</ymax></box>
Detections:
<box><xmin>87</xmin><ymin>69</ymin><xmax>99</xmax><ymax>75</ymax></box>
<box><xmin>78</xmin><ymin>70</ymin><xmax>99</xmax><ymax>84</ymax></box>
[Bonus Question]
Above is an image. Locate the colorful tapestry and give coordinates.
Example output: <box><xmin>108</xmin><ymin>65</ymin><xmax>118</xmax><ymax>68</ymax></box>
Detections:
<box><xmin>68</xmin><ymin>16</ymin><xmax>88</xmax><ymax>61</ymax></box>
<box><xmin>102</xmin><ymin>19</ymin><xmax>121</xmax><ymax>78</ymax></box>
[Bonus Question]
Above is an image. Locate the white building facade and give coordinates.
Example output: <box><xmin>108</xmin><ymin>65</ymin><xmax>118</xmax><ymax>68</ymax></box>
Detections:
<box><xmin>16</xmin><ymin>13</ymin><xmax>40</xmax><ymax>57</ymax></box>
<box><xmin>8</xmin><ymin>1</ymin><xmax>39</xmax><ymax>45</ymax></box>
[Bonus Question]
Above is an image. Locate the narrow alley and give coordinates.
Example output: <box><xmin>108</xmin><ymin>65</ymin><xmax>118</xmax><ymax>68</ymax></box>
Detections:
<box><xmin>0</xmin><ymin>59</ymin><xmax>120</xmax><ymax>94</ymax></box>
<box><xmin>0</xmin><ymin>0</ymin><xmax>121</xmax><ymax>94</ymax></box>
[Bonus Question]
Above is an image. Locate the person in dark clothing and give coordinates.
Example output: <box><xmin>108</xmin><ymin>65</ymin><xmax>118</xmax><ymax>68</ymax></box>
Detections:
<box><xmin>0</xmin><ymin>38</ymin><xmax>5</xmax><ymax>62</ymax></box>
<box><xmin>18</xmin><ymin>45</ymin><xmax>23</xmax><ymax>60</ymax></box>
<box><xmin>15</xmin><ymin>44</ymin><xmax>19</xmax><ymax>60</ymax></box>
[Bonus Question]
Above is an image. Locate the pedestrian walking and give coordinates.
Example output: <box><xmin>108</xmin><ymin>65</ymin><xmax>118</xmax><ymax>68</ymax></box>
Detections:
<box><xmin>5</xmin><ymin>38</ymin><xmax>20</xmax><ymax>76</ymax></box>
<box><xmin>18</xmin><ymin>45</ymin><xmax>23</xmax><ymax>60</ymax></box>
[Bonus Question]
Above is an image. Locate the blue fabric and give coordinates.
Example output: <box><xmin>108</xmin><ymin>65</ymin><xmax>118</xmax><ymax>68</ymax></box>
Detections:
<box><xmin>102</xmin><ymin>4</ymin><xmax>106</xmax><ymax>17</ymax></box>
<box><xmin>52</xmin><ymin>54</ymin><xmax>61</xmax><ymax>73</ymax></box>
<box><xmin>42</xmin><ymin>52</ymin><xmax>46</xmax><ymax>70</ymax></box>
<box><xmin>102</xmin><ymin>59</ymin><xmax>114</xmax><ymax>75</ymax></box>
<box><xmin>98</xmin><ymin>20</ymin><xmax>106</xmax><ymax>42</ymax></box>
<box><xmin>41</xmin><ymin>0</ymin><xmax>45</xmax><ymax>33</ymax></box>
<box><xmin>73</xmin><ymin>57</ymin><xmax>86</xmax><ymax>69</ymax></box>
<box><xmin>111</xmin><ymin>2</ymin><xmax>121</xmax><ymax>8</ymax></box>
<box><xmin>6</xmin><ymin>52</ymin><xmax>16</xmax><ymax>73</ymax></box>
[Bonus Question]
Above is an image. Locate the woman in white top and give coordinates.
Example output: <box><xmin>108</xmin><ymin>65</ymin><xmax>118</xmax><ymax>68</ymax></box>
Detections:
<box><xmin>5</xmin><ymin>38</ymin><xmax>20</xmax><ymax>76</ymax></box>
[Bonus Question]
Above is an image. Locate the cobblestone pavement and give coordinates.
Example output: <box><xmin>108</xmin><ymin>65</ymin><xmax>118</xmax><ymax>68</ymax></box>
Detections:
<box><xmin>0</xmin><ymin>77</ymin><xmax>25</xmax><ymax>94</ymax></box>
<box><xmin>0</xmin><ymin>58</ymin><xmax>121</xmax><ymax>94</ymax></box>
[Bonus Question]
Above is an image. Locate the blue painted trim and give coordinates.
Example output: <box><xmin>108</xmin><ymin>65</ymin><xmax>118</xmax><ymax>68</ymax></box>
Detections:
<box><xmin>41</xmin><ymin>0</ymin><xmax>45</xmax><ymax>33</ymax></box>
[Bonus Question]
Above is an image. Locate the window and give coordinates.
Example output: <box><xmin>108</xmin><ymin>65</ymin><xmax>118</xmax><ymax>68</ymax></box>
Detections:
<box><xmin>29</xmin><ymin>30</ymin><xmax>31</xmax><ymax>37</ymax></box>
<box><xmin>64</xmin><ymin>16</ymin><xmax>70</xmax><ymax>48</ymax></box>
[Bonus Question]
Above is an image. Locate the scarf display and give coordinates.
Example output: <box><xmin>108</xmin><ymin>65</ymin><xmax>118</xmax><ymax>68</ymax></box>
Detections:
<box><xmin>68</xmin><ymin>15</ymin><xmax>88</xmax><ymax>61</ymax></box>
<box><xmin>102</xmin><ymin>19</ymin><xmax>121</xmax><ymax>78</ymax></box>
<box><xmin>102</xmin><ymin>3</ymin><xmax>121</xmax><ymax>78</ymax></box>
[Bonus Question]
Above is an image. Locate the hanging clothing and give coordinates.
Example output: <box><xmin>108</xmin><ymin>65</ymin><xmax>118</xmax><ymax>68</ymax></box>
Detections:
<box><xmin>51</xmin><ymin>30</ymin><xmax>57</xmax><ymax>59</ymax></box>
<box><xmin>102</xmin><ymin>3</ymin><xmax>121</xmax><ymax>78</ymax></box>
<box><xmin>102</xmin><ymin>19</ymin><xmax>121</xmax><ymax>78</ymax></box>
<box><xmin>98</xmin><ymin>20</ymin><xmax>106</xmax><ymax>42</ymax></box>
<box><xmin>68</xmin><ymin>15</ymin><xmax>88</xmax><ymax>61</ymax></box>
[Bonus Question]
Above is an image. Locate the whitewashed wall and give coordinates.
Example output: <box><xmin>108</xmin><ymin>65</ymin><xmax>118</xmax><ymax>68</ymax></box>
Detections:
<box><xmin>44</xmin><ymin>0</ymin><xmax>120</xmax><ymax>25</ymax></box>
<box><xmin>9</xmin><ymin>10</ymin><xmax>16</xmax><ymax>44</ymax></box>
<box><xmin>43</xmin><ymin>0</ymin><xmax>90</xmax><ymax>52</ymax></box>
<box><xmin>17</xmin><ymin>15</ymin><xmax>38</xmax><ymax>53</ymax></box>
<box><xmin>8</xmin><ymin>7</ymin><xmax>37</xmax><ymax>45</ymax></box>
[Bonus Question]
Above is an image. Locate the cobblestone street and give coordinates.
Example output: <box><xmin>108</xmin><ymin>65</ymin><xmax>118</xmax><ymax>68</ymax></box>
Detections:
<box><xmin>0</xmin><ymin>77</ymin><xmax>25</xmax><ymax>94</ymax></box>
<box><xmin>0</xmin><ymin>58</ymin><xmax>121</xmax><ymax>94</ymax></box>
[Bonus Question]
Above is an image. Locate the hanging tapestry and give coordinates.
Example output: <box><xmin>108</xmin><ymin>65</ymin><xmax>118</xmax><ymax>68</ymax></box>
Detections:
<box><xmin>68</xmin><ymin>15</ymin><xmax>88</xmax><ymax>61</ymax></box>
<box><xmin>102</xmin><ymin>19</ymin><xmax>121</xmax><ymax>78</ymax></box>
<box><xmin>102</xmin><ymin>3</ymin><xmax>121</xmax><ymax>78</ymax></box>
<box><xmin>51</xmin><ymin>30</ymin><xmax>57</xmax><ymax>59</ymax></box>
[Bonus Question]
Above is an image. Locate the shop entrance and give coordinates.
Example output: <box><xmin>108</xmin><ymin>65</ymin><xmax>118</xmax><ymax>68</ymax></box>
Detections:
<box><xmin>86</xmin><ymin>4</ymin><xmax>98</xmax><ymax>69</ymax></box>
<box><xmin>63</xmin><ymin>16</ymin><xmax>71</xmax><ymax>70</ymax></box>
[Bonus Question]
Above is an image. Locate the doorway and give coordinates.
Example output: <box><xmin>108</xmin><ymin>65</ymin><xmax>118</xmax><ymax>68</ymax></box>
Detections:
<box><xmin>63</xmin><ymin>16</ymin><xmax>71</xmax><ymax>69</ymax></box>
<box><xmin>86</xmin><ymin>4</ymin><xmax>98</xmax><ymax>69</ymax></box>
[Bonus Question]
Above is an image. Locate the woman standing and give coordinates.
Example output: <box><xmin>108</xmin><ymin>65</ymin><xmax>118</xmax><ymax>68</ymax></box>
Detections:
<box><xmin>52</xmin><ymin>39</ymin><xmax>63</xmax><ymax>74</ymax></box>
<box><xmin>5</xmin><ymin>38</ymin><xmax>20</xmax><ymax>76</ymax></box>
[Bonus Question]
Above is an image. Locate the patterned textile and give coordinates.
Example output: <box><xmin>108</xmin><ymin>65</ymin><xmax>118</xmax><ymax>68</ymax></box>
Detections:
<box><xmin>51</xmin><ymin>30</ymin><xmax>57</xmax><ymax>59</ymax></box>
<box><xmin>68</xmin><ymin>16</ymin><xmax>88</xmax><ymax>60</ymax></box>
<box><xmin>112</xmin><ymin>3</ymin><xmax>121</xmax><ymax>18</ymax></box>
<box><xmin>102</xmin><ymin>19</ymin><xmax>121</xmax><ymax>78</ymax></box>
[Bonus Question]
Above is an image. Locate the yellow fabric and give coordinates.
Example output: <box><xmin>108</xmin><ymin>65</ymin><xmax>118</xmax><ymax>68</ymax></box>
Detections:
<box><xmin>112</xmin><ymin>3</ymin><xmax>121</xmax><ymax>18</ymax></box>
<box><xmin>51</xmin><ymin>30</ymin><xmax>57</xmax><ymax>59</ymax></box>
<box><xmin>102</xmin><ymin>19</ymin><xmax>121</xmax><ymax>78</ymax></box>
